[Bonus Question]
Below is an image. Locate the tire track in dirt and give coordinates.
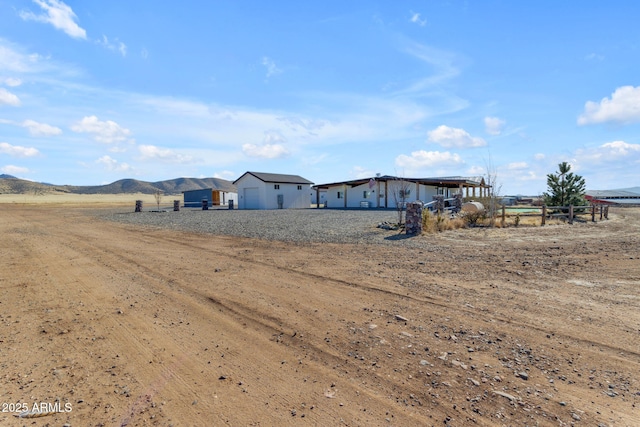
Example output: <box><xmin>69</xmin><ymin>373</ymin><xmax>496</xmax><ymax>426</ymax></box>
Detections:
<box><xmin>49</xmin><ymin>226</ymin><xmax>449</xmax><ymax>424</ymax></box>
<box><xmin>79</xmin><ymin>224</ymin><xmax>640</xmax><ymax>363</ymax></box>
<box><xmin>13</xmin><ymin>208</ymin><xmax>443</xmax><ymax>425</ymax></box>
<box><xmin>60</xmin><ymin>214</ymin><xmax>640</xmax><ymax>425</ymax></box>
<box><xmin>4</xmin><ymin>205</ymin><xmax>639</xmax><ymax>426</ymax></box>
<box><xmin>1</xmin><ymin>215</ymin><xmax>210</xmax><ymax>425</ymax></box>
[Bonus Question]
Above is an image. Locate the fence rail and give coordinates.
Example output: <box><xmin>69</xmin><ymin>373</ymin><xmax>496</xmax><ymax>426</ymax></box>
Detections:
<box><xmin>500</xmin><ymin>204</ymin><xmax>609</xmax><ymax>226</ymax></box>
<box><xmin>423</xmin><ymin>197</ymin><xmax>459</xmax><ymax>214</ymax></box>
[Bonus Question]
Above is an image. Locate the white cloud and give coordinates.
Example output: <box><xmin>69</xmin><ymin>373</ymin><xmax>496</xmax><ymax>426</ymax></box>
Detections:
<box><xmin>96</xmin><ymin>155</ymin><xmax>132</xmax><ymax>172</ymax></box>
<box><xmin>466</xmin><ymin>165</ymin><xmax>485</xmax><ymax>175</ymax></box>
<box><xmin>263</xmin><ymin>129</ymin><xmax>287</xmax><ymax>145</ymax></box>
<box><xmin>585</xmin><ymin>53</ymin><xmax>604</xmax><ymax>61</ymax></box>
<box><xmin>0</xmin><ymin>39</ymin><xmax>63</xmax><ymax>75</ymax></box>
<box><xmin>506</xmin><ymin>161</ymin><xmax>528</xmax><ymax>170</ymax></box>
<box><xmin>0</xmin><ymin>142</ymin><xmax>40</xmax><ymax>157</ymax></box>
<box><xmin>241</xmin><ymin>128</ymin><xmax>290</xmax><ymax>159</ymax></box>
<box><xmin>534</xmin><ymin>153</ymin><xmax>545</xmax><ymax>160</ymax></box>
<box><xmin>97</xmin><ymin>35</ymin><xmax>127</xmax><ymax>57</ymax></box>
<box><xmin>127</xmin><ymin>66</ymin><xmax>465</xmax><ymax>150</ymax></box>
<box><xmin>395</xmin><ymin>150</ymin><xmax>463</xmax><ymax>169</ymax></box>
<box><xmin>409</xmin><ymin>11</ymin><xmax>427</xmax><ymax>26</ymax></box>
<box><xmin>71</xmin><ymin>116</ymin><xmax>133</xmax><ymax>144</ymax></box>
<box><xmin>350</xmin><ymin>166</ymin><xmax>376</xmax><ymax>179</ymax></box>
<box><xmin>511</xmin><ymin>170</ymin><xmax>540</xmax><ymax>182</ymax></box>
<box><xmin>21</xmin><ymin>119</ymin><xmax>62</xmax><ymax>136</ymax></box>
<box><xmin>600</xmin><ymin>140</ymin><xmax>640</xmax><ymax>156</ymax></box>
<box><xmin>484</xmin><ymin>116</ymin><xmax>505</xmax><ymax>135</ymax></box>
<box><xmin>19</xmin><ymin>0</ymin><xmax>87</xmax><ymax>40</ymax></box>
<box><xmin>395</xmin><ymin>41</ymin><xmax>462</xmax><ymax>97</ymax></box>
<box><xmin>0</xmin><ymin>88</ymin><xmax>20</xmax><ymax>106</ymax></box>
<box><xmin>261</xmin><ymin>56</ymin><xmax>282</xmax><ymax>79</ymax></box>
<box><xmin>1</xmin><ymin>165</ymin><xmax>29</xmax><ymax>175</ymax></box>
<box><xmin>575</xmin><ymin>140</ymin><xmax>640</xmax><ymax>164</ymax></box>
<box><xmin>567</xmin><ymin>141</ymin><xmax>640</xmax><ymax>189</ymax></box>
<box><xmin>0</xmin><ymin>43</ymin><xmax>28</xmax><ymax>73</ymax></box>
<box><xmin>578</xmin><ymin>86</ymin><xmax>640</xmax><ymax>125</ymax></box>
<box><xmin>301</xmin><ymin>153</ymin><xmax>328</xmax><ymax>166</ymax></box>
<box><xmin>242</xmin><ymin>143</ymin><xmax>289</xmax><ymax>159</ymax></box>
<box><xmin>427</xmin><ymin>125</ymin><xmax>486</xmax><ymax>148</ymax></box>
<box><xmin>213</xmin><ymin>170</ymin><xmax>236</xmax><ymax>180</ymax></box>
<box><xmin>138</xmin><ymin>144</ymin><xmax>193</xmax><ymax>163</ymax></box>
<box><xmin>4</xmin><ymin>77</ymin><xmax>22</xmax><ymax>87</ymax></box>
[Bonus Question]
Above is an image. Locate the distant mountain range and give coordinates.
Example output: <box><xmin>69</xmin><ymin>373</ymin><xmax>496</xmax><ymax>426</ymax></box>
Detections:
<box><xmin>1</xmin><ymin>173</ymin><xmax>638</xmax><ymax>196</ymax></box>
<box><xmin>0</xmin><ymin>175</ymin><xmax>236</xmax><ymax>195</ymax></box>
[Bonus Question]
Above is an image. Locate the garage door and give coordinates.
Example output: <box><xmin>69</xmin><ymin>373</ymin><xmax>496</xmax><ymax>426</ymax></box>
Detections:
<box><xmin>244</xmin><ymin>187</ymin><xmax>259</xmax><ymax>209</ymax></box>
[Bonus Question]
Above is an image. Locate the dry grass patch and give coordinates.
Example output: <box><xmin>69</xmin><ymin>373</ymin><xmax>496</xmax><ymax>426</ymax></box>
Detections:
<box><xmin>421</xmin><ymin>210</ymin><xmax>466</xmax><ymax>233</ymax></box>
<box><xmin>420</xmin><ymin>209</ymin><xmax>571</xmax><ymax>233</ymax></box>
<box><xmin>0</xmin><ymin>193</ymin><xmax>181</xmax><ymax>207</ymax></box>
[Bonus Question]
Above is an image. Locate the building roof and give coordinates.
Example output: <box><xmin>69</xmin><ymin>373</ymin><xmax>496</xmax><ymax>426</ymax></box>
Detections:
<box><xmin>233</xmin><ymin>171</ymin><xmax>313</xmax><ymax>185</ymax></box>
<box><xmin>586</xmin><ymin>189</ymin><xmax>640</xmax><ymax>199</ymax></box>
<box><xmin>592</xmin><ymin>198</ymin><xmax>640</xmax><ymax>205</ymax></box>
<box><xmin>181</xmin><ymin>188</ymin><xmax>213</xmax><ymax>194</ymax></box>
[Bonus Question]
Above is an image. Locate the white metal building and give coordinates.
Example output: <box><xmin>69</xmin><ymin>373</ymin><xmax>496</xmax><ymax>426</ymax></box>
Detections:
<box><xmin>233</xmin><ymin>172</ymin><xmax>314</xmax><ymax>209</ymax></box>
<box><xmin>312</xmin><ymin>175</ymin><xmax>489</xmax><ymax>208</ymax></box>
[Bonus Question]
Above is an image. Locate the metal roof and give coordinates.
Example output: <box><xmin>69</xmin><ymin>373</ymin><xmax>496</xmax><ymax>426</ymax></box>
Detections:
<box><xmin>595</xmin><ymin>198</ymin><xmax>640</xmax><ymax>205</ymax></box>
<box><xmin>233</xmin><ymin>171</ymin><xmax>313</xmax><ymax>185</ymax></box>
<box><xmin>586</xmin><ymin>190</ymin><xmax>640</xmax><ymax>199</ymax></box>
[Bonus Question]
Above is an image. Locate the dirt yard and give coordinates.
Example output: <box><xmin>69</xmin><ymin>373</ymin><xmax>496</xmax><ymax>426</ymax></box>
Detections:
<box><xmin>1</xmin><ymin>202</ymin><xmax>639</xmax><ymax>426</ymax></box>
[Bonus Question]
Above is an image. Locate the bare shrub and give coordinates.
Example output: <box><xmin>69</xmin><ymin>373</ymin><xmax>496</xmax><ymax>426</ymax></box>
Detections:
<box><xmin>389</xmin><ymin>177</ymin><xmax>411</xmax><ymax>225</ymax></box>
<box><xmin>447</xmin><ymin>217</ymin><xmax>466</xmax><ymax>230</ymax></box>
<box><xmin>460</xmin><ymin>210</ymin><xmax>485</xmax><ymax>227</ymax></box>
<box><xmin>154</xmin><ymin>190</ymin><xmax>163</xmax><ymax>211</ymax></box>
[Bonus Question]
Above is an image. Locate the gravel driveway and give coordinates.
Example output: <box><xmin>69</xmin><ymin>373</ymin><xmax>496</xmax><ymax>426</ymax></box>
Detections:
<box><xmin>102</xmin><ymin>207</ymin><xmax>404</xmax><ymax>244</ymax></box>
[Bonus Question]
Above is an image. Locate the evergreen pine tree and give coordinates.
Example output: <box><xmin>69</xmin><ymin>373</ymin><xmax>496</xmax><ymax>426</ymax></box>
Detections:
<box><xmin>543</xmin><ymin>162</ymin><xmax>586</xmax><ymax>207</ymax></box>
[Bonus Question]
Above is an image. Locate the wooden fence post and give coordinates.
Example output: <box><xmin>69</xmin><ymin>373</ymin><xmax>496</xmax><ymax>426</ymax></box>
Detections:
<box><xmin>604</xmin><ymin>205</ymin><xmax>609</xmax><ymax>219</ymax></box>
<box><xmin>541</xmin><ymin>205</ymin><xmax>546</xmax><ymax>226</ymax></box>
<box><xmin>173</xmin><ymin>200</ymin><xmax>180</xmax><ymax>211</ymax></box>
<box><xmin>599</xmin><ymin>205</ymin><xmax>603</xmax><ymax>220</ymax></box>
<box><xmin>501</xmin><ymin>205</ymin><xmax>505</xmax><ymax>227</ymax></box>
<box><xmin>135</xmin><ymin>200</ymin><xmax>143</xmax><ymax>212</ymax></box>
<box><xmin>568</xmin><ymin>205</ymin><xmax>574</xmax><ymax>224</ymax></box>
<box><xmin>591</xmin><ymin>204</ymin><xmax>595</xmax><ymax>222</ymax></box>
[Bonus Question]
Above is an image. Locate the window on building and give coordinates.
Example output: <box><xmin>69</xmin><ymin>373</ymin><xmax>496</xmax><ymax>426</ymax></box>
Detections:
<box><xmin>274</xmin><ymin>184</ymin><xmax>280</xmax><ymax>189</ymax></box>
<box><xmin>297</xmin><ymin>185</ymin><xmax>302</xmax><ymax>190</ymax></box>
<box><xmin>337</xmin><ymin>191</ymin><xmax>343</xmax><ymax>199</ymax></box>
<box><xmin>363</xmin><ymin>191</ymin><xmax>369</xmax><ymax>199</ymax></box>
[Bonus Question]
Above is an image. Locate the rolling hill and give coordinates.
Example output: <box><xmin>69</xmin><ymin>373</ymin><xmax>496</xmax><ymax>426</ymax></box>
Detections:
<box><xmin>0</xmin><ymin>176</ymin><xmax>236</xmax><ymax>195</ymax></box>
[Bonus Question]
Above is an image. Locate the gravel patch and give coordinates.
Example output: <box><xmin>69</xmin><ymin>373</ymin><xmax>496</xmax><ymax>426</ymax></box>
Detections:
<box><xmin>99</xmin><ymin>207</ymin><xmax>414</xmax><ymax>245</ymax></box>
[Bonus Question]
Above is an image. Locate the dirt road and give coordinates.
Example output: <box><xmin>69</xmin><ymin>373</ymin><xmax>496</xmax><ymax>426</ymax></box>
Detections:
<box><xmin>1</xmin><ymin>205</ymin><xmax>639</xmax><ymax>426</ymax></box>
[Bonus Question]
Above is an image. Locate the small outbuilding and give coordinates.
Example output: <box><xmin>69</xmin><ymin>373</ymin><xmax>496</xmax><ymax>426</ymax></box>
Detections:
<box><xmin>233</xmin><ymin>171</ymin><xmax>313</xmax><ymax>209</ymax></box>
<box><xmin>183</xmin><ymin>188</ymin><xmax>237</xmax><ymax>208</ymax></box>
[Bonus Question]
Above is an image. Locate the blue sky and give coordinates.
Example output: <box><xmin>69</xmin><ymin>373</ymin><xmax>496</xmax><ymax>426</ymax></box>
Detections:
<box><xmin>1</xmin><ymin>0</ymin><xmax>639</xmax><ymax>194</ymax></box>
